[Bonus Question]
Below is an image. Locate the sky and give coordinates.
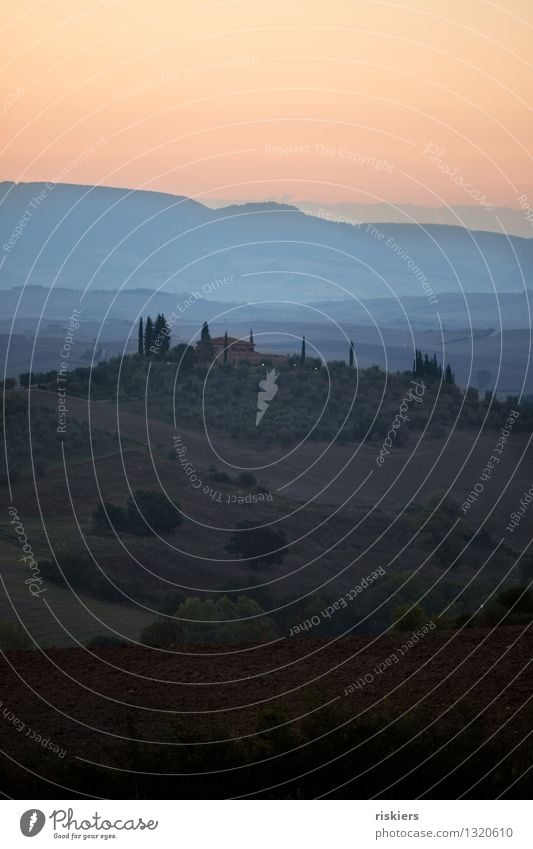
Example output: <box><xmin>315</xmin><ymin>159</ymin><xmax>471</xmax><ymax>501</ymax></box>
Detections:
<box><xmin>1</xmin><ymin>0</ymin><xmax>532</xmax><ymax>217</ymax></box>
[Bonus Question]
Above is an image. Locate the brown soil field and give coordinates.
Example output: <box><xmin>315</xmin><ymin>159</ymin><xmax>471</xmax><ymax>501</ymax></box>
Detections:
<box><xmin>0</xmin><ymin>625</ymin><xmax>530</xmax><ymax>796</ymax></box>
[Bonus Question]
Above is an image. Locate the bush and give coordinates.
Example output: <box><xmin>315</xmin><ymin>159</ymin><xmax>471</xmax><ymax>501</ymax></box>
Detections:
<box><xmin>92</xmin><ymin>503</ymin><xmax>128</xmax><ymax>535</ymax></box>
<box><xmin>140</xmin><ymin>619</ymin><xmax>184</xmax><ymax>648</ymax></box>
<box><xmin>495</xmin><ymin>585</ymin><xmax>533</xmax><ymax>614</ymax></box>
<box><xmin>127</xmin><ymin>490</ymin><xmax>182</xmax><ymax>535</ymax></box>
<box><xmin>236</xmin><ymin>471</ymin><xmax>257</xmax><ymax>488</ymax></box>
<box><xmin>38</xmin><ymin>554</ymin><xmax>124</xmax><ymax>603</ymax></box>
<box><xmin>391</xmin><ymin>603</ymin><xmax>426</xmax><ymax>632</ymax></box>
<box><xmin>225</xmin><ymin>522</ymin><xmax>287</xmax><ymax>566</ymax></box>
<box><xmin>86</xmin><ymin>633</ymin><xmax>125</xmax><ymax>649</ymax></box>
<box><xmin>0</xmin><ymin>619</ymin><xmax>33</xmax><ymax>650</ymax></box>
<box><xmin>208</xmin><ymin>468</ymin><xmax>231</xmax><ymax>483</ymax></box>
<box><xmin>176</xmin><ymin>596</ymin><xmax>279</xmax><ymax>644</ymax></box>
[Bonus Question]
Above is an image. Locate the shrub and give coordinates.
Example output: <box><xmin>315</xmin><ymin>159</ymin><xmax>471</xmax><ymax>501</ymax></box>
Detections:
<box><xmin>86</xmin><ymin>633</ymin><xmax>125</xmax><ymax>649</ymax></box>
<box><xmin>391</xmin><ymin>603</ymin><xmax>426</xmax><ymax>632</ymax></box>
<box><xmin>92</xmin><ymin>503</ymin><xmax>128</xmax><ymax>535</ymax></box>
<box><xmin>208</xmin><ymin>469</ymin><xmax>231</xmax><ymax>483</ymax></box>
<box><xmin>127</xmin><ymin>490</ymin><xmax>182</xmax><ymax>535</ymax></box>
<box><xmin>236</xmin><ymin>471</ymin><xmax>256</xmax><ymax>488</ymax></box>
<box><xmin>0</xmin><ymin>619</ymin><xmax>33</xmax><ymax>650</ymax></box>
<box><xmin>225</xmin><ymin>522</ymin><xmax>287</xmax><ymax>566</ymax></box>
<box><xmin>140</xmin><ymin>619</ymin><xmax>184</xmax><ymax>648</ymax></box>
<box><xmin>176</xmin><ymin>596</ymin><xmax>279</xmax><ymax>644</ymax></box>
<box><xmin>38</xmin><ymin>554</ymin><xmax>124</xmax><ymax>603</ymax></box>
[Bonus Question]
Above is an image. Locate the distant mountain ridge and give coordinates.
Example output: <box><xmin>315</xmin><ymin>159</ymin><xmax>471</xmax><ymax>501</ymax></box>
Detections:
<box><xmin>1</xmin><ymin>182</ymin><xmax>532</xmax><ymax>307</ymax></box>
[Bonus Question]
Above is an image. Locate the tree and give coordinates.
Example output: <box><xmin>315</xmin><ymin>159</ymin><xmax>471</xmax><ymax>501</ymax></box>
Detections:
<box><xmin>19</xmin><ymin>372</ymin><xmax>33</xmax><ymax>388</ymax></box>
<box><xmin>249</xmin><ymin>328</ymin><xmax>254</xmax><ymax>346</ymax></box>
<box><xmin>225</xmin><ymin>521</ymin><xmax>287</xmax><ymax>566</ymax></box>
<box><xmin>391</xmin><ymin>603</ymin><xmax>426</xmax><ymax>632</ymax></box>
<box><xmin>87</xmin><ymin>633</ymin><xmax>124</xmax><ymax>649</ymax></box>
<box><xmin>160</xmin><ymin>313</ymin><xmax>171</xmax><ymax>357</ymax></box>
<box><xmin>223</xmin><ymin>330</ymin><xmax>229</xmax><ymax>364</ymax></box>
<box><xmin>170</xmin><ymin>343</ymin><xmax>197</xmax><ymax>370</ymax></box>
<box><xmin>445</xmin><ymin>364</ymin><xmax>455</xmax><ymax>385</ymax></box>
<box><xmin>127</xmin><ymin>490</ymin><xmax>182</xmax><ymax>535</ymax></box>
<box><xmin>92</xmin><ymin>502</ymin><xmax>128</xmax><ymax>535</ymax></box>
<box><xmin>413</xmin><ymin>349</ymin><xmax>423</xmax><ymax>378</ymax></box>
<box><xmin>413</xmin><ymin>349</ymin><xmax>449</xmax><ymax>382</ymax></box>
<box><xmin>144</xmin><ymin>316</ymin><xmax>154</xmax><ymax>356</ymax></box>
<box><xmin>152</xmin><ymin>313</ymin><xmax>171</xmax><ymax>358</ymax></box>
<box><xmin>236</xmin><ymin>471</ymin><xmax>256</xmax><ymax>487</ymax></box>
<box><xmin>141</xmin><ymin>618</ymin><xmax>184</xmax><ymax>647</ymax></box>
<box><xmin>153</xmin><ymin>314</ymin><xmax>163</xmax><ymax>354</ymax></box>
<box><xmin>349</xmin><ymin>340</ymin><xmax>355</xmax><ymax>369</ymax></box>
<box><xmin>0</xmin><ymin>619</ymin><xmax>33</xmax><ymax>650</ymax></box>
<box><xmin>300</xmin><ymin>335</ymin><xmax>306</xmax><ymax>365</ymax></box>
<box><xmin>138</xmin><ymin>317</ymin><xmax>144</xmax><ymax>356</ymax></box>
<box><xmin>197</xmin><ymin>320</ymin><xmax>213</xmax><ymax>362</ymax></box>
<box><xmin>175</xmin><ymin>595</ymin><xmax>279</xmax><ymax>644</ymax></box>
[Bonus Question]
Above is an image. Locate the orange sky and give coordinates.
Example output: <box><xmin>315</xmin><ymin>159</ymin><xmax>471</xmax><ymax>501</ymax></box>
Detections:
<box><xmin>1</xmin><ymin>0</ymin><xmax>532</xmax><ymax>208</ymax></box>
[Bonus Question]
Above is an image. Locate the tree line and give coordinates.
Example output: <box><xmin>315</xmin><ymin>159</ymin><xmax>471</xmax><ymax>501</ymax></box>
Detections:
<box><xmin>138</xmin><ymin>314</ymin><xmax>171</xmax><ymax>358</ymax></box>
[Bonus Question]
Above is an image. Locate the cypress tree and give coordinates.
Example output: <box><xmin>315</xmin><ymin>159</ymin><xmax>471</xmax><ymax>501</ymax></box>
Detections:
<box><xmin>249</xmin><ymin>328</ymin><xmax>254</xmax><ymax>347</ymax></box>
<box><xmin>349</xmin><ymin>340</ymin><xmax>355</xmax><ymax>368</ymax></box>
<box><xmin>198</xmin><ymin>321</ymin><xmax>213</xmax><ymax>362</ymax></box>
<box><xmin>223</xmin><ymin>330</ymin><xmax>228</xmax><ymax>363</ymax></box>
<box><xmin>300</xmin><ymin>335</ymin><xmax>306</xmax><ymax>365</ymax></box>
<box><xmin>159</xmin><ymin>313</ymin><xmax>170</xmax><ymax>357</ymax></box>
<box><xmin>138</xmin><ymin>317</ymin><xmax>144</xmax><ymax>356</ymax></box>
<box><xmin>144</xmin><ymin>316</ymin><xmax>154</xmax><ymax>356</ymax></box>
<box><xmin>445</xmin><ymin>364</ymin><xmax>455</xmax><ymax>385</ymax></box>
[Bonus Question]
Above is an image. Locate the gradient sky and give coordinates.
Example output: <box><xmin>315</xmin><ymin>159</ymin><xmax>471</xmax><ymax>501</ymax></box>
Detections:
<box><xmin>2</xmin><ymin>0</ymin><xmax>532</xmax><ymax>210</ymax></box>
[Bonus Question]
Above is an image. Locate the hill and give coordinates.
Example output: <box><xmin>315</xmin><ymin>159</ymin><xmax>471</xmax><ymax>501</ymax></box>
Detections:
<box><xmin>2</xmin><ymin>182</ymin><xmax>532</xmax><ymax>304</ymax></box>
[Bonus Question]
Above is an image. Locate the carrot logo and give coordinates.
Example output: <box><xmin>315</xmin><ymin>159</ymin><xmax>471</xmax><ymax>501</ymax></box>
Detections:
<box><xmin>20</xmin><ymin>809</ymin><xmax>46</xmax><ymax>837</ymax></box>
<box><xmin>256</xmin><ymin>369</ymin><xmax>279</xmax><ymax>426</ymax></box>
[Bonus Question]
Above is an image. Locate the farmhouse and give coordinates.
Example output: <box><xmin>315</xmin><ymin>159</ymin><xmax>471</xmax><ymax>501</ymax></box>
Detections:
<box><xmin>199</xmin><ymin>332</ymin><xmax>288</xmax><ymax>366</ymax></box>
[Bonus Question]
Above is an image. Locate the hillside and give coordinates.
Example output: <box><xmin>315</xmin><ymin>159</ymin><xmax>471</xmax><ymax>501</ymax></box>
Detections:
<box><xmin>2</xmin><ymin>182</ymin><xmax>532</xmax><ymax>303</ymax></box>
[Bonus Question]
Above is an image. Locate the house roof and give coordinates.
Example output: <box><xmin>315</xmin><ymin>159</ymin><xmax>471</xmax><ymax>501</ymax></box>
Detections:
<box><xmin>209</xmin><ymin>336</ymin><xmax>253</xmax><ymax>346</ymax></box>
